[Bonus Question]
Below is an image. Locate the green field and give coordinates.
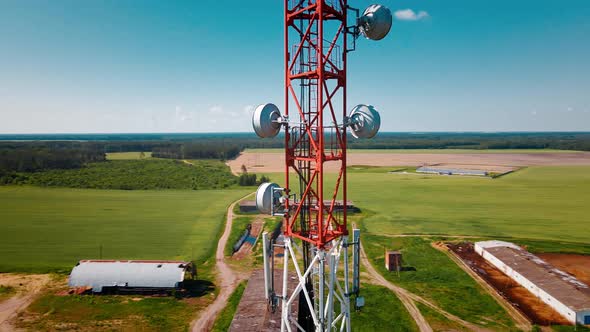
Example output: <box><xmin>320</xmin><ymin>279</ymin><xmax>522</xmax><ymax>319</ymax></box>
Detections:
<box><xmin>362</xmin><ymin>235</ymin><xmax>516</xmax><ymax>330</ymax></box>
<box><xmin>351</xmin><ymin>284</ymin><xmax>419</xmax><ymax>331</ymax></box>
<box><xmin>264</xmin><ymin>166</ymin><xmax>590</xmax><ymax>244</ymax></box>
<box><xmin>245</xmin><ymin>148</ymin><xmax>583</xmax><ymax>154</ymax></box>
<box><xmin>347</xmin><ymin>166</ymin><xmax>590</xmax><ymax>243</ymax></box>
<box><xmin>0</xmin><ymin>186</ymin><xmax>251</xmax><ymax>272</ymax></box>
<box><xmin>106</xmin><ymin>151</ymin><xmax>153</xmax><ymax>160</ymax></box>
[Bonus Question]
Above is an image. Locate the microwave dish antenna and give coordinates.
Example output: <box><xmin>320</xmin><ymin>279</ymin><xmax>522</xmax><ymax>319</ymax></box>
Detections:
<box><xmin>255</xmin><ymin>182</ymin><xmax>282</xmax><ymax>214</ymax></box>
<box><xmin>358</xmin><ymin>4</ymin><xmax>393</xmax><ymax>41</ymax></box>
<box><xmin>252</xmin><ymin>103</ymin><xmax>282</xmax><ymax>138</ymax></box>
<box><xmin>349</xmin><ymin>104</ymin><xmax>381</xmax><ymax>138</ymax></box>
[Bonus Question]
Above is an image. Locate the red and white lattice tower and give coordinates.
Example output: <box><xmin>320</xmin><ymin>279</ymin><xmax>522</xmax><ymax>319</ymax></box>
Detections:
<box><xmin>254</xmin><ymin>2</ymin><xmax>391</xmax><ymax>331</ymax></box>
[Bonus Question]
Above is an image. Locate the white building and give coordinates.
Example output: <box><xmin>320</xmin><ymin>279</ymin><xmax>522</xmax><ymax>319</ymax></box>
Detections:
<box><xmin>475</xmin><ymin>240</ymin><xmax>590</xmax><ymax>325</ymax></box>
<box><xmin>69</xmin><ymin>260</ymin><xmax>192</xmax><ymax>292</ymax></box>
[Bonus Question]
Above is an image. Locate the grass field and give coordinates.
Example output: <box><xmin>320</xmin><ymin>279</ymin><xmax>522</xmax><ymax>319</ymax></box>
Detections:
<box><xmin>244</xmin><ymin>148</ymin><xmax>583</xmax><ymax>154</ymax></box>
<box><xmin>0</xmin><ymin>186</ymin><xmax>251</xmax><ymax>272</ymax></box>
<box><xmin>0</xmin><ymin>284</ymin><xmax>15</xmax><ymax>301</ymax></box>
<box><xmin>262</xmin><ymin>166</ymin><xmax>590</xmax><ymax>244</ymax></box>
<box><xmin>347</xmin><ymin>166</ymin><xmax>590</xmax><ymax>244</ymax></box>
<box><xmin>362</xmin><ymin>235</ymin><xmax>516</xmax><ymax>330</ymax></box>
<box><xmin>350</xmin><ymin>284</ymin><xmax>419</xmax><ymax>331</ymax></box>
<box><xmin>106</xmin><ymin>152</ymin><xmax>152</xmax><ymax>160</ymax></box>
<box><xmin>19</xmin><ymin>283</ymin><xmax>213</xmax><ymax>332</ymax></box>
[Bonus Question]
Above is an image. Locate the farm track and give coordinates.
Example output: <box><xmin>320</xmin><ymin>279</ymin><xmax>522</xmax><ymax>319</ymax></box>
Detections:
<box><xmin>190</xmin><ymin>192</ymin><xmax>253</xmax><ymax>332</ymax></box>
<box><xmin>0</xmin><ymin>274</ymin><xmax>51</xmax><ymax>332</ymax></box>
<box><xmin>360</xmin><ymin>242</ymin><xmax>494</xmax><ymax>332</ymax></box>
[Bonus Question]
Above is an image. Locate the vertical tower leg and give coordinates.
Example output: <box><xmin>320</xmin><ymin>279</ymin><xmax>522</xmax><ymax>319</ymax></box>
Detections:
<box><xmin>282</xmin><ymin>237</ymin><xmax>291</xmax><ymax>332</ymax></box>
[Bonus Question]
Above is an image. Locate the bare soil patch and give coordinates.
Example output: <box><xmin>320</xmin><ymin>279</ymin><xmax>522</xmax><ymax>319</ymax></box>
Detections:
<box><xmin>537</xmin><ymin>253</ymin><xmax>590</xmax><ymax>285</ymax></box>
<box><xmin>448</xmin><ymin>243</ymin><xmax>570</xmax><ymax>326</ymax></box>
<box><xmin>0</xmin><ymin>274</ymin><xmax>52</xmax><ymax>331</ymax></box>
<box><xmin>228</xmin><ymin>151</ymin><xmax>590</xmax><ymax>174</ymax></box>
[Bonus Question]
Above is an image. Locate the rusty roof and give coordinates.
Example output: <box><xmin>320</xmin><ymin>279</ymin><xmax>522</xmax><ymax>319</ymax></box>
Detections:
<box><xmin>483</xmin><ymin>245</ymin><xmax>590</xmax><ymax>311</ymax></box>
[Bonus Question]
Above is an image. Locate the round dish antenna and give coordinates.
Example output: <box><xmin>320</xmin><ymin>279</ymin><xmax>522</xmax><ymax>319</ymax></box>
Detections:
<box><xmin>358</xmin><ymin>4</ymin><xmax>392</xmax><ymax>41</ymax></box>
<box><xmin>252</xmin><ymin>103</ymin><xmax>282</xmax><ymax>138</ymax></box>
<box><xmin>349</xmin><ymin>104</ymin><xmax>381</xmax><ymax>139</ymax></box>
<box><xmin>256</xmin><ymin>182</ymin><xmax>281</xmax><ymax>214</ymax></box>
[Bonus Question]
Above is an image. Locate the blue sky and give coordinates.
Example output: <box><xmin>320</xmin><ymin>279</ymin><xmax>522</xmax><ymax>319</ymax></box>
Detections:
<box><xmin>0</xmin><ymin>0</ymin><xmax>589</xmax><ymax>133</ymax></box>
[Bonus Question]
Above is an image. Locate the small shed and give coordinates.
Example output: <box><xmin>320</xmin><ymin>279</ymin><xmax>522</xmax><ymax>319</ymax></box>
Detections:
<box><xmin>68</xmin><ymin>260</ymin><xmax>192</xmax><ymax>293</ymax></box>
<box><xmin>385</xmin><ymin>251</ymin><xmax>402</xmax><ymax>272</ymax></box>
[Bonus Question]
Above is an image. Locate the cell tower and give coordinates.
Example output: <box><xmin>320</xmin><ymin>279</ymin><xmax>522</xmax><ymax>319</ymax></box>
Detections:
<box><xmin>253</xmin><ymin>2</ymin><xmax>392</xmax><ymax>331</ymax></box>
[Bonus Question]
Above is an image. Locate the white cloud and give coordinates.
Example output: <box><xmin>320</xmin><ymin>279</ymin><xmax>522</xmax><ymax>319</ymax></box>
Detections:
<box><xmin>174</xmin><ymin>106</ymin><xmax>192</xmax><ymax>122</ymax></box>
<box><xmin>243</xmin><ymin>105</ymin><xmax>255</xmax><ymax>115</ymax></box>
<box><xmin>394</xmin><ymin>9</ymin><xmax>429</xmax><ymax>21</ymax></box>
<box><xmin>209</xmin><ymin>105</ymin><xmax>223</xmax><ymax>114</ymax></box>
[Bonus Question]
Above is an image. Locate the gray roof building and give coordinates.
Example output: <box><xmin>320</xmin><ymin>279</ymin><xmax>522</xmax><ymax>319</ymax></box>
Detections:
<box><xmin>69</xmin><ymin>260</ymin><xmax>191</xmax><ymax>292</ymax></box>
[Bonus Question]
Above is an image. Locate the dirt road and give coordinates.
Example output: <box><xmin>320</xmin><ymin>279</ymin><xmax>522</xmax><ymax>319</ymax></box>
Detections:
<box><xmin>190</xmin><ymin>193</ymin><xmax>252</xmax><ymax>332</ymax></box>
<box><xmin>0</xmin><ymin>274</ymin><xmax>51</xmax><ymax>332</ymax></box>
<box><xmin>360</xmin><ymin>242</ymin><xmax>496</xmax><ymax>332</ymax></box>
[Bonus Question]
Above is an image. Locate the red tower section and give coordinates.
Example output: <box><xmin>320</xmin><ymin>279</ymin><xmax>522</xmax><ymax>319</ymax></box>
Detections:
<box><xmin>284</xmin><ymin>0</ymin><xmax>348</xmax><ymax>248</ymax></box>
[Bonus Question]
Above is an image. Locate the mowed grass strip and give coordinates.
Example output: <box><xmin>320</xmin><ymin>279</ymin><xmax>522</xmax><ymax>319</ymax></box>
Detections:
<box><xmin>106</xmin><ymin>152</ymin><xmax>152</xmax><ymax>160</ymax></box>
<box><xmin>0</xmin><ymin>186</ymin><xmax>251</xmax><ymax>273</ymax></box>
<box><xmin>351</xmin><ymin>284</ymin><xmax>419</xmax><ymax>331</ymax></box>
<box><xmin>362</xmin><ymin>235</ymin><xmax>516</xmax><ymax>330</ymax></box>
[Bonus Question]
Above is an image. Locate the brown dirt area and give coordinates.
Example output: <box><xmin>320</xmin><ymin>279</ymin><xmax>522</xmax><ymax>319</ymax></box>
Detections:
<box><xmin>537</xmin><ymin>253</ymin><xmax>590</xmax><ymax>286</ymax></box>
<box><xmin>0</xmin><ymin>274</ymin><xmax>52</xmax><ymax>331</ymax></box>
<box><xmin>448</xmin><ymin>243</ymin><xmax>571</xmax><ymax>326</ymax></box>
<box><xmin>228</xmin><ymin>151</ymin><xmax>590</xmax><ymax>174</ymax></box>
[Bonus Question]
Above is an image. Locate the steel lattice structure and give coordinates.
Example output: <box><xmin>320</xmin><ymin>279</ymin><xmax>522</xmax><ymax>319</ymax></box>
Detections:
<box><xmin>255</xmin><ymin>2</ymin><xmax>390</xmax><ymax>331</ymax></box>
<box><xmin>284</xmin><ymin>0</ymin><xmax>348</xmax><ymax>249</ymax></box>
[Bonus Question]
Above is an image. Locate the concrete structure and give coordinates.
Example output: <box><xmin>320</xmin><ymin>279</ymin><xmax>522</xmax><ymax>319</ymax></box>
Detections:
<box><xmin>385</xmin><ymin>250</ymin><xmax>402</xmax><ymax>272</ymax></box>
<box><xmin>475</xmin><ymin>241</ymin><xmax>590</xmax><ymax>325</ymax></box>
<box><xmin>417</xmin><ymin>166</ymin><xmax>488</xmax><ymax>176</ymax></box>
<box><xmin>69</xmin><ymin>260</ymin><xmax>192</xmax><ymax>293</ymax></box>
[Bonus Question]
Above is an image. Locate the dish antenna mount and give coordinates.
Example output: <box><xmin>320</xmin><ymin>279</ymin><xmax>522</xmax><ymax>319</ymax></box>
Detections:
<box><xmin>356</xmin><ymin>4</ymin><xmax>393</xmax><ymax>41</ymax></box>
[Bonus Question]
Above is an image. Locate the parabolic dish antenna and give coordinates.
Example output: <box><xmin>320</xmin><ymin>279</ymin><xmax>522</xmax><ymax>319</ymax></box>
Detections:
<box><xmin>349</xmin><ymin>104</ymin><xmax>381</xmax><ymax>139</ymax></box>
<box><xmin>252</xmin><ymin>103</ymin><xmax>282</xmax><ymax>138</ymax></box>
<box><xmin>256</xmin><ymin>182</ymin><xmax>281</xmax><ymax>214</ymax></box>
<box><xmin>358</xmin><ymin>4</ymin><xmax>392</xmax><ymax>41</ymax></box>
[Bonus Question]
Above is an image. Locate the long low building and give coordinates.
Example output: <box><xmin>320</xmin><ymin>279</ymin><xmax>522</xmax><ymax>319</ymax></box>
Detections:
<box><xmin>416</xmin><ymin>166</ymin><xmax>488</xmax><ymax>176</ymax></box>
<box><xmin>475</xmin><ymin>241</ymin><xmax>590</xmax><ymax>325</ymax></box>
<box><xmin>69</xmin><ymin>260</ymin><xmax>193</xmax><ymax>293</ymax></box>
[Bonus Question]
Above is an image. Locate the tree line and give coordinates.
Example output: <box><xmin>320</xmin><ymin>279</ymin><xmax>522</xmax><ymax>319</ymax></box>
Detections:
<box><xmin>1</xmin><ymin>132</ymin><xmax>589</xmax><ymax>178</ymax></box>
<box><xmin>151</xmin><ymin>143</ymin><xmax>241</xmax><ymax>160</ymax></box>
